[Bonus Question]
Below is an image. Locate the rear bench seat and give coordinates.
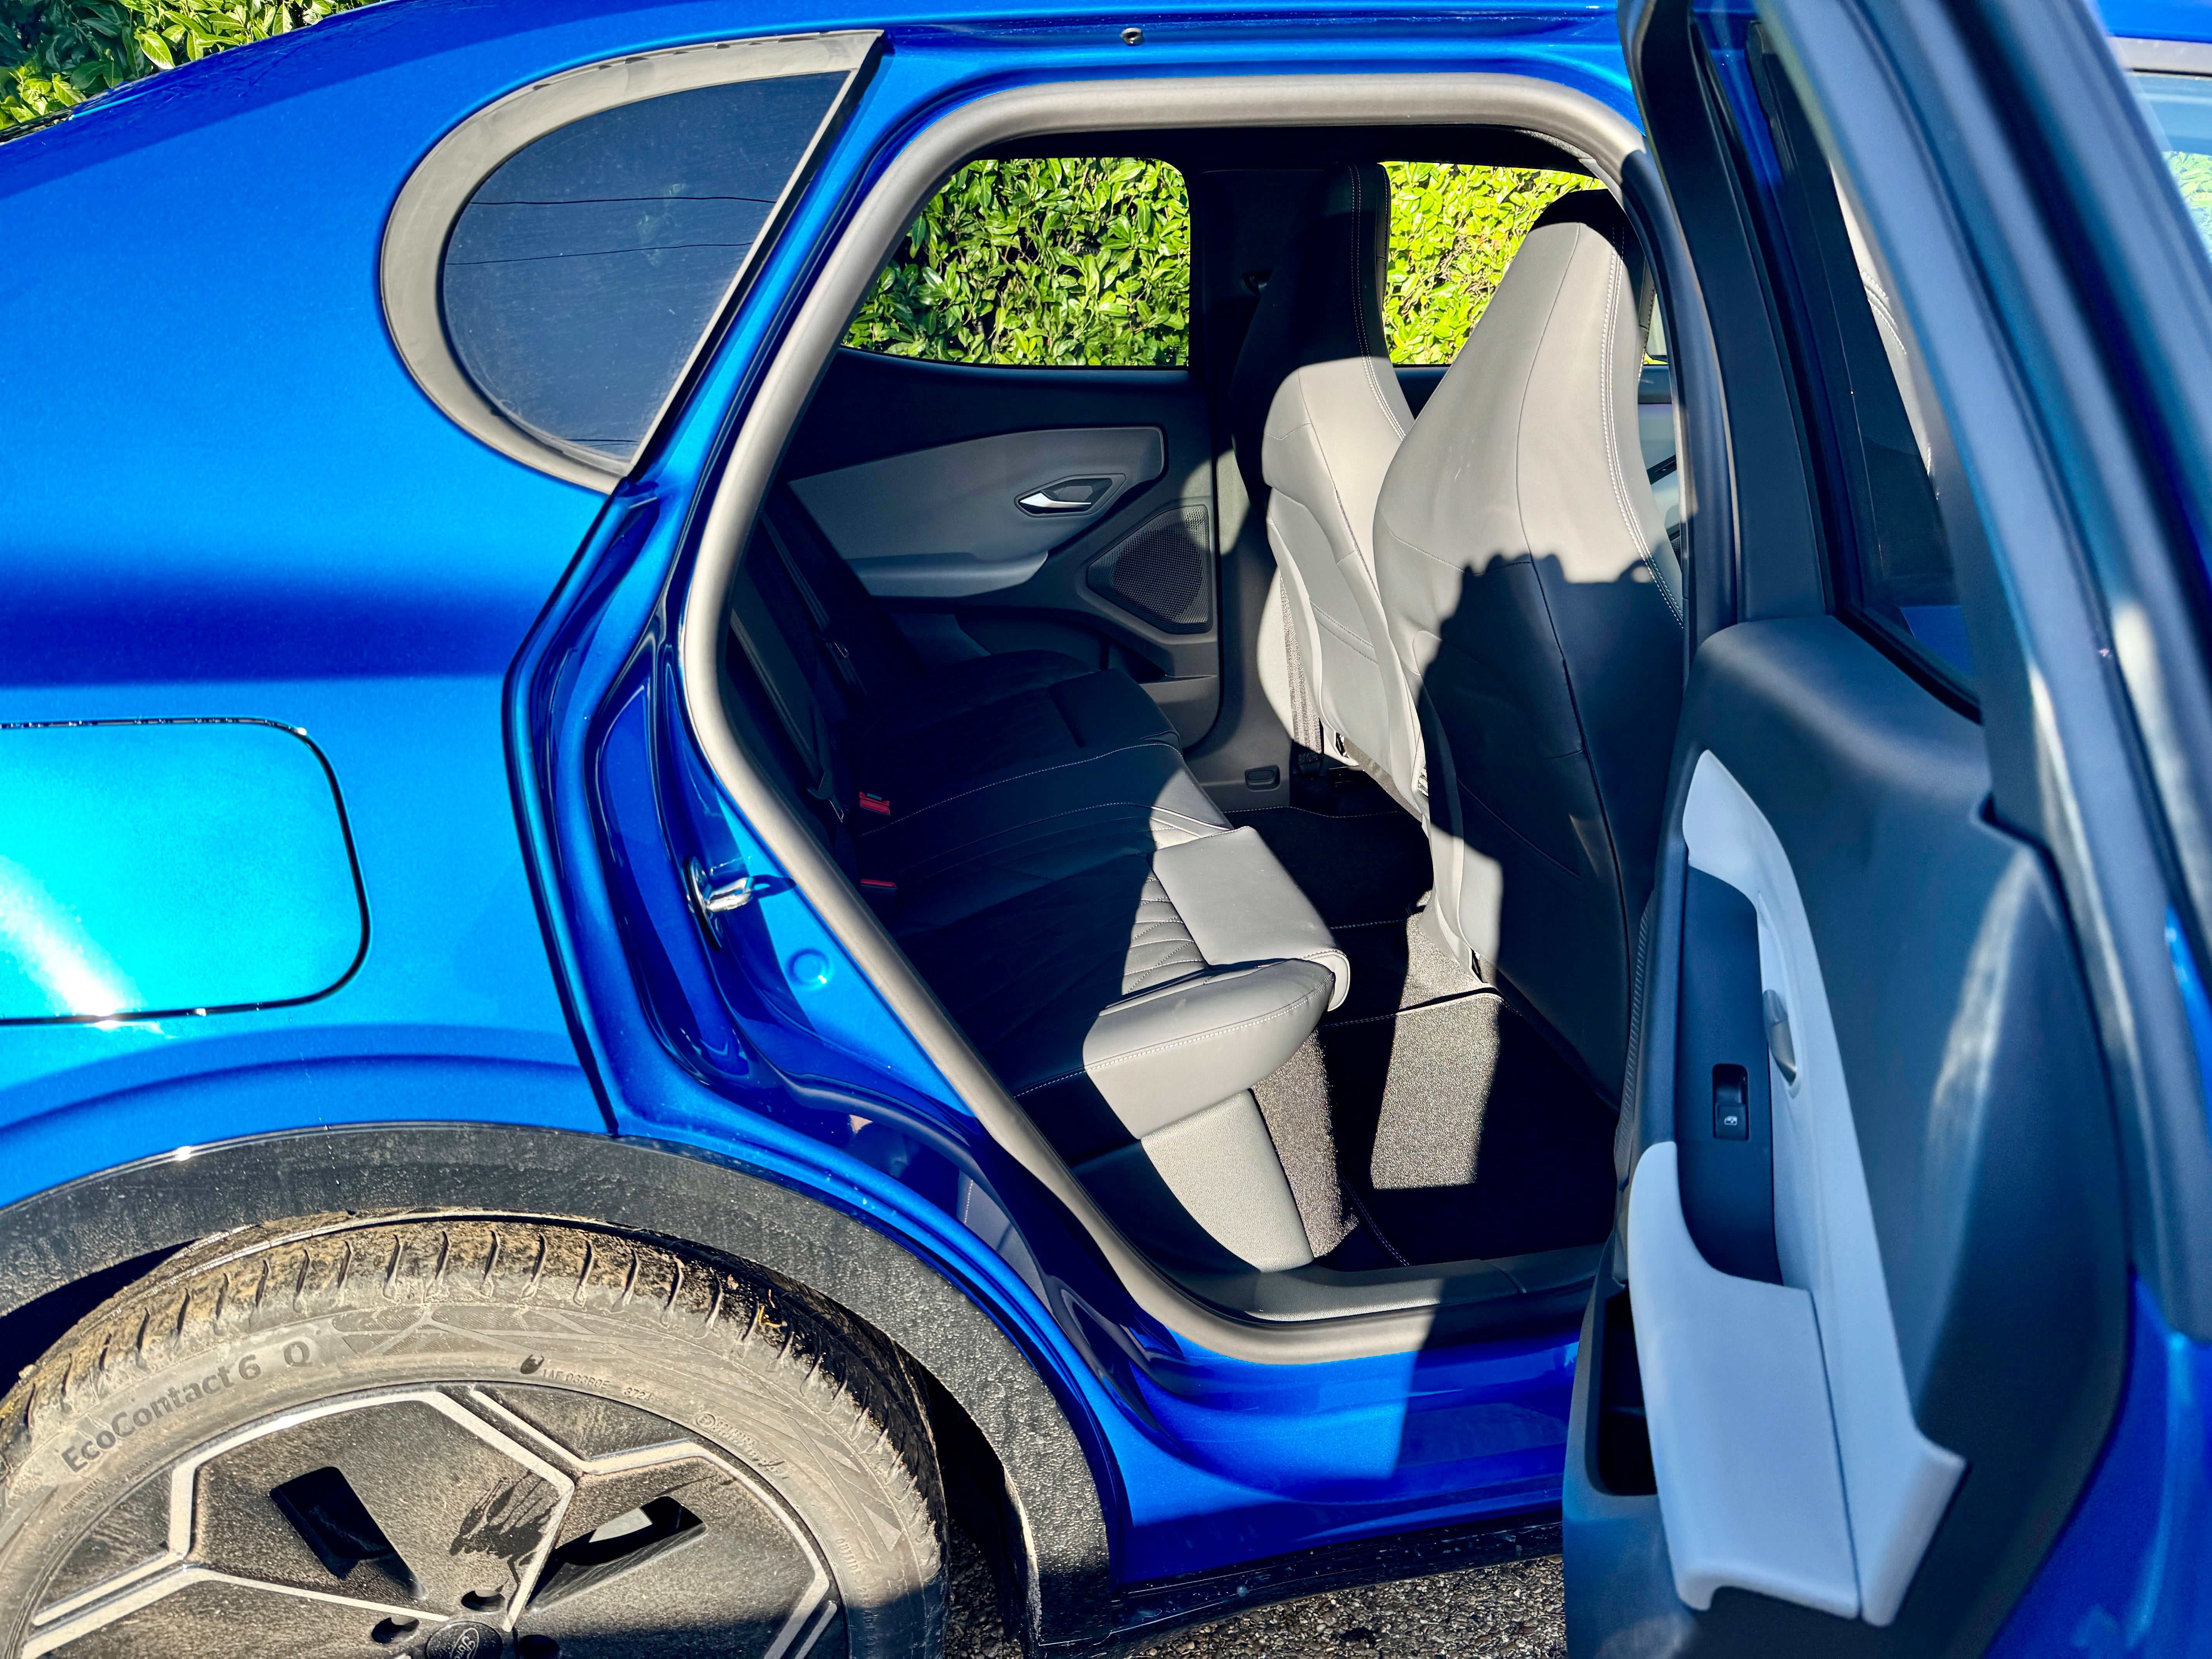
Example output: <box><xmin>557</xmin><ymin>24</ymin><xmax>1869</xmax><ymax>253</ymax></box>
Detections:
<box><xmin>719</xmin><ymin>493</ymin><xmax>1349</xmax><ymax>1273</ymax></box>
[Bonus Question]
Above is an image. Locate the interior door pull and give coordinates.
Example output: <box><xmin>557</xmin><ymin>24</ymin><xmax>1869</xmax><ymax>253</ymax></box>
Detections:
<box><xmin>1764</xmin><ymin>989</ymin><xmax>1799</xmax><ymax>1082</ymax></box>
<box><xmin>1018</xmin><ymin>476</ymin><xmax>1113</xmax><ymax>513</ymax></box>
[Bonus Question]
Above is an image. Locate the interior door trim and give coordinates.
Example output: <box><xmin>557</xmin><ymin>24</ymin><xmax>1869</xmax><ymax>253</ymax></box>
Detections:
<box><xmin>1627</xmin><ymin>1139</ymin><xmax>1853</xmax><ymax>1616</ymax></box>
<box><xmin>1640</xmin><ymin>750</ymin><xmax>1964</xmax><ymax>1623</ymax></box>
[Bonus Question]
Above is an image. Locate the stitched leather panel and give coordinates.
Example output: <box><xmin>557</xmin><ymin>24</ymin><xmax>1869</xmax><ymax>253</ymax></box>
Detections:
<box><xmin>1124</xmin><ymin>872</ymin><xmax>1207</xmax><ymax>994</ymax></box>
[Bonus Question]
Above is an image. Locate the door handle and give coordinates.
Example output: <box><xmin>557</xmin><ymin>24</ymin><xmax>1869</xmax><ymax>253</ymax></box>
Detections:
<box><xmin>1017</xmin><ymin>475</ymin><xmax>1114</xmax><ymax>514</ymax></box>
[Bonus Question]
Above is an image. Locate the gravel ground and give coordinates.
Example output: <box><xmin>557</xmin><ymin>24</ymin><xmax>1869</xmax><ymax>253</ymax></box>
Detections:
<box><xmin>943</xmin><ymin>1529</ymin><xmax>1567</xmax><ymax>1659</ymax></box>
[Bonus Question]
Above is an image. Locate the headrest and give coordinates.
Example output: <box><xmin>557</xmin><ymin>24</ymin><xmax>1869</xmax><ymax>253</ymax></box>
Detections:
<box><xmin>1227</xmin><ymin>163</ymin><xmax>1394</xmax><ymax>506</ymax></box>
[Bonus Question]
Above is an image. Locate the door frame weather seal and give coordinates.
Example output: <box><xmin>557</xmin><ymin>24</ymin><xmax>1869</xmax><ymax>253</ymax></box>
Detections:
<box><xmin>680</xmin><ymin>72</ymin><xmax>1649</xmax><ymax>1365</ymax></box>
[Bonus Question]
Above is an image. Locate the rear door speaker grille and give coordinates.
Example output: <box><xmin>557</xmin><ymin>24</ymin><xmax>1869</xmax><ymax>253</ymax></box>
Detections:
<box><xmin>1087</xmin><ymin>504</ymin><xmax>1212</xmax><ymax>632</ymax></box>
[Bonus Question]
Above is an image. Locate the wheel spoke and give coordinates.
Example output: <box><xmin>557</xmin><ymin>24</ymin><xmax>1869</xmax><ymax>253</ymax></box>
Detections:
<box><xmin>28</xmin><ymin>1383</ymin><xmax>844</xmax><ymax>1659</ymax></box>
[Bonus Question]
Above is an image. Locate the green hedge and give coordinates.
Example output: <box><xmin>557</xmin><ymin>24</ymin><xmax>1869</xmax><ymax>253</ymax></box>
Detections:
<box><xmin>1382</xmin><ymin>161</ymin><xmax>1602</xmax><ymax>361</ymax></box>
<box><xmin>845</xmin><ymin>157</ymin><xmax>1599</xmax><ymax>367</ymax></box>
<box><xmin>2173</xmin><ymin>152</ymin><xmax>2212</xmax><ymax>248</ymax></box>
<box><xmin>845</xmin><ymin>156</ymin><xmax>1194</xmax><ymax>366</ymax></box>
<box><xmin>2</xmin><ymin>0</ymin><xmax>356</xmax><ymax>127</ymax></box>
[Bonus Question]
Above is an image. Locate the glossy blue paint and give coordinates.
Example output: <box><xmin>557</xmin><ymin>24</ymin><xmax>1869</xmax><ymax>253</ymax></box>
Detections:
<box><xmin>3</xmin><ymin>0</ymin><xmax>1622</xmax><ymax>1609</ymax></box>
<box><xmin>2101</xmin><ymin>0</ymin><xmax>2212</xmax><ymax>46</ymax></box>
<box><xmin>1987</xmin><ymin>1278</ymin><xmax>2212</xmax><ymax>1658</ymax></box>
<box><xmin>0</xmin><ymin>0</ymin><xmax>629</xmax><ymax>1186</ymax></box>
<box><xmin>497</xmin><ymin>14</ymin><xmax>1617</xmax><ymax>1587</ymax></box>
<box><xmin>1987</xmin><ymin>910</ymin><xmax>2212</xmax><ymax>1645</ymax></box>
<box><xmin>0</xmin><ymin>721</ymin><xmax>363</xmax><ymax>1022</ymax></box>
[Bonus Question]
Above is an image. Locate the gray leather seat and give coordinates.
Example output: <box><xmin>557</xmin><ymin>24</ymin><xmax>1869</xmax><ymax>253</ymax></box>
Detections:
<box><xmin>1373</xmin><ymin>190</ymin><xmax>1683</xmax><ymax>1096</ymax></box>
<box><xmin>1230</xmin><ymin>164</ymin><xmax>1423</xmax><ymax>805</ymax></box>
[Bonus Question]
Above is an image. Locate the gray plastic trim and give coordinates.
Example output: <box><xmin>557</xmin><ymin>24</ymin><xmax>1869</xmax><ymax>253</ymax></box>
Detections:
<box><xmin>2112</xmin><ymin>36</ymin><xmax>2212</xmax><ymax>76</ymax></box>
<box><xmin>1650</xmin><ymin>750</ymin><xmax>1964</xmax><ymax>1624</ymax></box>
<box><xmin>1628</xmin><ymin>1140</ymin><xmax>1854</xmax><ymax>1616</ymax></box>
<box><xmin>380</xmin><ymin>31</ymin><xmax>877</xmax><ymax>492</ymax></box>
<box><xmin>680</xmin><ymin>73</ymin><xmax>1645</xmax><ymax>1364</ymax></box>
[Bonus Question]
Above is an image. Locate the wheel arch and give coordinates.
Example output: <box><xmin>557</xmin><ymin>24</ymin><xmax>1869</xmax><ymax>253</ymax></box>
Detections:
<box><xmin>0</xmin><ymin>1122</ymin><xmax>1113</xmax><ymax>1650</ymax></box>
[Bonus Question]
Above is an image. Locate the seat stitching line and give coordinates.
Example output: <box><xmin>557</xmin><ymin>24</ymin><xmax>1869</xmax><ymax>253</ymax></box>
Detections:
<box><xmin>1313</xmin><ymin>606</ymin><xmax>1377</xmax><ymax>657</ymax></box>
<box><xmin>874</xmin><ymin>737</ymin><xmax>1183</xmax><ymax>825</ymax></box>
<box><xmin>893</xmin><ymin>803</ymin><xmax>1225</xmax><ymax>880</ymax></box>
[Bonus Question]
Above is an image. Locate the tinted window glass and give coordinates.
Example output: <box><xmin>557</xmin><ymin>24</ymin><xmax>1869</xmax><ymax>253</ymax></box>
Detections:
<box><xmin>1748</xmin><ymin>38</ymin><xmax>1975</xmax><ymax>695</ymax></box>
<box><xmin>845</xmin><ymin>158</ymin><xmax>1190</xmax><ymax>366</ymax></box>
<box><xmin>1379</xmin><ymin>162</ymin><xmax>1603</xmax><ymax>364</ymax></box>
<box><xmin>2135</xmin><ymin>71</ymin><xmax>2212</xmax><ymax>256</ymax></box>
<box><xmin>441</xmin><ymin>73</ymin><xmax>843</xmax><ymax>466</ymax></box>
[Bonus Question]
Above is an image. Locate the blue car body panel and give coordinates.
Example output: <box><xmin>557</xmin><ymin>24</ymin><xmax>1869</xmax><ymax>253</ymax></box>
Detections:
<box><xmin>0</xmin><ymin>0</ymin><xmax>1629</xmax><ymax>1592</ymax></box>
<box><xmin>0</xmin><ymin>720</ymin><xmax>364</xmax><ymax>1021</ymax></box>
<box><xmin>1988</xmin><ymin>1278</ymin><xmax>2212</xmax><ymax>1659</ymax></box>
<box><xmin>0</xmin><ymin>0</ymin><xmax>2207</xmax><ymax>1629</ymax></box>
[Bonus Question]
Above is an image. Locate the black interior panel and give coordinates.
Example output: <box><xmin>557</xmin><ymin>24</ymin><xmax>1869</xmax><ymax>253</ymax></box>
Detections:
<box><xmin>1674</xmin><ymin>867</ymin><xmax>1778</xmax><ymax>1285</ymax></box>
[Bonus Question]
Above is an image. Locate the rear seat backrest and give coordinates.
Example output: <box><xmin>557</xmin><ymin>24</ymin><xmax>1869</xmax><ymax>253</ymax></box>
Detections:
<box><xmin>1229</xmin><ymin>163</ymin><xmax>1424</xmax><ymax>805</ymax></box>
<box><xmin>1372</xmin><ymin>190</ymin><xmax>1682</xmax><ymax>1097</ymax></box>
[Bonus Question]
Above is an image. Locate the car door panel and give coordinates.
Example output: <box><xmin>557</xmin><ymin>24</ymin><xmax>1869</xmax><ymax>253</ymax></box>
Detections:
<box><xmin>781</xmin><ymin>347</ymin><xmax>1221</xmax><ymax>742</ymax></box>
<box><xmin>1568</xmin><ymin>619</ymin><xmax>2126</xmax><ymax>1655</ymax></box>
<box><xmin>789</xmin><ymin>424</ymin><xmax>1166</xmax><ymax>597</ymax></box>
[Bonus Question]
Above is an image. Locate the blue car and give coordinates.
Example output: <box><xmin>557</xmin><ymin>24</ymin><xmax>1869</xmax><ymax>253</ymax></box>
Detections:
<box><xmin>3</xmin><ymin>0</ymin><xmax>2211</xmax><ymax>1651</ymax></box>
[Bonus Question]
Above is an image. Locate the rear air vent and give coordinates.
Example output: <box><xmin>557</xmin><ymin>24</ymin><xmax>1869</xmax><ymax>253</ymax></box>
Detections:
<box><xmin>1087</xmin><ymin>505</ymin><xmax>1212</xmax><ymax>633</ymax></box>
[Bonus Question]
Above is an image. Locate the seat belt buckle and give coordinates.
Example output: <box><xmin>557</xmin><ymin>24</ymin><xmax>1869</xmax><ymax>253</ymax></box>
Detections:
<box><xmin>856</xmin><ymin>791</ymin><xmax>892</xmax><ymax>817</ymax></box>
<box><xmin>860</xmin><ymin>877</ymin><xmax>897</xmax><ymax>918</ymax></box>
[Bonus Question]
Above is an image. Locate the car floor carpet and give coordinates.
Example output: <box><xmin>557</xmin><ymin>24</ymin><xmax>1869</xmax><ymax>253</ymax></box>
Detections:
<box><xmin>1231</xmin><ymin>767</ymin><xmax>1617</xmax><ymax>1271</ymax></box>
<box><xmin>1316</xmin><ymin>986</ymin><xmax>1620</xmax><ymax>1269</ymax></box>
<box><xmin>1228</xmin><ymin>765</ymin><xmax>1431</xmax><ymax>932</ymax></box>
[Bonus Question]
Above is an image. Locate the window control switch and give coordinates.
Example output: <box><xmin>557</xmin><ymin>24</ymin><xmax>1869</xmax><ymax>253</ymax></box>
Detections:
<box><xmin>1713</xmin><ymin>1065</ymin><xmax>1750</xmax><ymax>1140</ymax></box>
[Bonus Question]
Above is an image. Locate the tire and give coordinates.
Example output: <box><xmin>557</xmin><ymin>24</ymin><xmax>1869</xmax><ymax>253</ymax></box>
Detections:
<box><xmin>0</xmin><ymin>1216</ymin><xmax>945</xmax><ymax>1659</ymax></box>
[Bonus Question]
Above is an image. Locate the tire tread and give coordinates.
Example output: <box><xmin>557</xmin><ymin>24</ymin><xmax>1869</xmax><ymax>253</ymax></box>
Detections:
<box><xmin>0</xmin><ymin>1215</ymin><xmax>944</xmax><ymax>1657</ymax></box>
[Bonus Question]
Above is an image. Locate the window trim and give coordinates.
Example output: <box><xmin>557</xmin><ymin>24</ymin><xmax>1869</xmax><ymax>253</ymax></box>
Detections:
<box><xmin>380</xmin><ymin>30</ymin><xmax>877</xmax><ymax>492</ymax></box>
<box><xmin>1728</xmin><ymin>24</ymin><xmax>1980</xmax><ymax>714</ymax></box>
<box><xmin>2112</xmin><ymin>36</ymin><xmax>2212</xmax><ymax>77</ymax></box>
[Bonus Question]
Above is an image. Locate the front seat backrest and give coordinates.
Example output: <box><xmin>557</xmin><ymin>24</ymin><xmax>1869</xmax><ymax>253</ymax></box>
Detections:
<box><xmin>1230</xmin><ymin>164</ymin><xmax>1422</xmax><ymax>805</ymax></box>
<box><xmin>1372</xmin><ymin>189</ymin><xmax>1683</xmax><ymax>1097</ymax></box>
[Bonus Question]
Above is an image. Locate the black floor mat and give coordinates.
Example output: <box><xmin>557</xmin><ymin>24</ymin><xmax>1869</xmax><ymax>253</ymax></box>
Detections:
<box><xmin>1234</xmin><ymin>765</ymin><xmax>1618</xmax><ymax>1269</ymax></box>
<box><xmin>1229</xmin><ymin>770</ymin><xmax>1430</xmax><ymax>932</ymax></box>
<box><xmin>1318</xmin><ymin>991</ymin><xmax>1620</xmax><ymax>1268</ymax></box>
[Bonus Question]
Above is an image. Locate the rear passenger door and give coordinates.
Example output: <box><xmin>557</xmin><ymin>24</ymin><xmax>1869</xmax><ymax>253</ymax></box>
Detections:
<box><xmin>781</xmin><ymin>157</ymin><xmax>1223</xmax><ymax>744</ymax></box>
<box><xmin>1564</xmin><ymin>0</ymin><xmax>2212</xmax><ymax>1652</ymax></box>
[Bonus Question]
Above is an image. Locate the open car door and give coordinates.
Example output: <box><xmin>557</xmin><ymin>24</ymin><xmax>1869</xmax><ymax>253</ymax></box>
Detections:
<box><xmin>1566</xmin><ymin>0</ymin><xmax>2212</xmax><ymax>1652</ymax></box>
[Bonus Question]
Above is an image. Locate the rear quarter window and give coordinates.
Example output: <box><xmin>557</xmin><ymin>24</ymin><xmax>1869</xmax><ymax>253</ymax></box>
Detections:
<box><xmin>383</xmin><ymin>35</ymin><xmax>873</xmax><ymax>484</ymax></box>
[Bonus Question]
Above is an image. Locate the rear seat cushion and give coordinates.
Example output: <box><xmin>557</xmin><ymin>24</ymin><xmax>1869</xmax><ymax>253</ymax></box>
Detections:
<box><xmin>847</xmin><ymin>651</ymin><xmax>1176</xmax><ymax>820</ymax></box>
<box><xmin>890</xmin><ymin>812</ymin><xmax>1344</xmax><ymax>1164</ymax></box>
<box><xmin>857</xmin><ymin>740</ymin><xmax>1216</xmax><ymax>886</ymax></box>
